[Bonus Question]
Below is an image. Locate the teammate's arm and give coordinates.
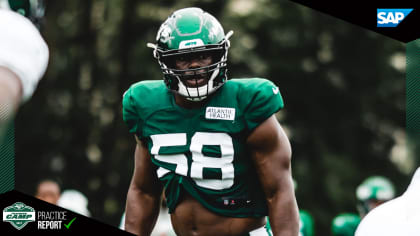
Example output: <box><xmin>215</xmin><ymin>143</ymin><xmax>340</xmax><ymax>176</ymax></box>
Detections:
<box><xmin>247</xmin><ymin>115</ymin><xmax>299</xmax><ymax>236</ymax></box>
<box><xmin>125</xmin><ymin>136</ymin><xmax>163</xmax><ymax>236</ymax></box>
<box><xmin>0</xmin><ymin>66</ymin><xmax>23</xmax><ymax>138</ymax></box>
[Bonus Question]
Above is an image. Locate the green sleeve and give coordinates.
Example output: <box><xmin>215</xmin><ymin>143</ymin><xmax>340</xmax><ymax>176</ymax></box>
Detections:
<box><xmin>122</xmin><ymin>86</ymin><xmax>143</xmax><ymax>137</ymax></box>
<box><xmin>242</xmin><ymin>78</ymin><xmax>284</xmax><ymax>131</ymax></box>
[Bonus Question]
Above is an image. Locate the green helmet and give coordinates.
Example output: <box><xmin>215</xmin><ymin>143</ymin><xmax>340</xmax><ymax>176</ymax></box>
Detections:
<box><xmin>266</xmin><ymin>210</ymin><xmax>314</xmax><ymax>236</ymax></box>
<box><xmin>299</xmin><ymin>210</ymin><xmax>314</xmax><ymax>236</ymax></box>
<box><xmin>331</xmin><ymin>213</ymin><xmax>361</xmax><ymax>236</ymax></box>
<box><xmin>356</xmin><ymin>176</ymin><xmax>395</xmax><ymax>215</ymax></box>
<box><xmin>148</xmin><ymin>7</ymin><xmax>233</xmax><ymax>101</ymax></box>
<box><xmin>356</xmin><ymin>176</ymin><xmax>395</xmax><ymax>201</ymax></box>
<box><xmin>0</xmin><ymin>0</ymin><xmax>45</xmax><ymax>28</ymax></box>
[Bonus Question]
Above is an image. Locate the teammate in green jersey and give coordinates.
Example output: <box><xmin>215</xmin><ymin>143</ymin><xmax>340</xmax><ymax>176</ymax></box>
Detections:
<box><xmin>123</xmin><ymin>7</ymin><xmax>299</xmax><ymax>236</ymax></box>
<box><xmin>356</xmin><ymin>176</ymin><xmax>395</xmax><ymax>218</ymax></box>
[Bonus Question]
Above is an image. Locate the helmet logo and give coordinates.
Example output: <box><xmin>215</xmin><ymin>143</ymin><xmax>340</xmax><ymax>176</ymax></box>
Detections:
<box><xmin>179</xmin><ymin>39</ymin><xmax>204</xmax><ymax>49</ymax></box>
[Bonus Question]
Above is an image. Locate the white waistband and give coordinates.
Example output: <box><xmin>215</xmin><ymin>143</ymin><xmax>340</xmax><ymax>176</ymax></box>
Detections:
<box><xmin>249</xmin><ymin>225</ymin><xmax>271</xmax><ymax>236</ymax></box>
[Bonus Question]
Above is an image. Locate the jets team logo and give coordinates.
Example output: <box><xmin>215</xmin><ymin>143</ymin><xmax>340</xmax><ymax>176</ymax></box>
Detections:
<box><xmin>3</xmin><ymin>202</ymin><xmax>36</xmax><ymax>230</ymax></box>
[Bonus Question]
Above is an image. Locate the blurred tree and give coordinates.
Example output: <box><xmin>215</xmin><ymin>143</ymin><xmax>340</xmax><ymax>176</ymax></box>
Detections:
<box><xmin>14</xmin><ymin>0</ymin><xmax>412</xmax><ymax>235</ymax></box>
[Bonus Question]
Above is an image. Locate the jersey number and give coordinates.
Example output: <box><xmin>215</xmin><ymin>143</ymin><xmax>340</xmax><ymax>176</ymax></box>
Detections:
<box><xmin>150</xmin><ymin>132</ymin><xmax>234</xmax><ymax>190</ymax></box>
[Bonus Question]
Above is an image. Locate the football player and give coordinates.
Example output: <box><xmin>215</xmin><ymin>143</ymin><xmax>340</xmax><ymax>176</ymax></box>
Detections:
<box><xmin>57</xmin><ymin>189</ymin><xmax>91</xmax><ymax>217</ymax></box>
<box><xmin>122</xmin><ymin>7</ymin><xmax>299</xmax><ymax>236</ymax></box>
<box><xmin>331</xmin><ymin>213</ymin><xmax>361</xmax><ymax>236</ymax></box>
<box><xmin>355</xmin><ymin>176</ymin><xmax>395</xmax><ymax>218</ymax></box>
<box><xmin>35</xmin><ymin>179</ymin><xmax>61</xmax><ymax>205</ymax></box>
<box><xmin>355</xmin><ymin>167</ymin><xmax>420</xmax><ymax>235</ymax></box>
<box><xmin>0</xmin><ymin>0</ymin><xmax>49</xmax><ymax>140</ymax></box>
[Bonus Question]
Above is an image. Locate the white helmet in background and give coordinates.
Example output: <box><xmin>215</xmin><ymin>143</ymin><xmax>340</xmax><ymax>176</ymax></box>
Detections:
<box><xmin>57</xmin><ymin>189</ymin><xmax>91</xmax><ymax>217</ymax></box>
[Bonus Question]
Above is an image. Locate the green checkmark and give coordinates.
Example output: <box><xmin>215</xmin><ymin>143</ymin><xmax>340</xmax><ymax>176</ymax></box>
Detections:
<box><xmin>64</xmin><ymin>217</ymin><xmax>77</xmax><ymax>229</ymax></box>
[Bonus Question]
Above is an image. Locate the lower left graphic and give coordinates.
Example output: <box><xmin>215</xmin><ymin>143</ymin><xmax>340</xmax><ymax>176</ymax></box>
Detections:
<box><xmin>3</xmin><ymin>202</ymin><xmax>35</xmax><ymax>230</ymax></box>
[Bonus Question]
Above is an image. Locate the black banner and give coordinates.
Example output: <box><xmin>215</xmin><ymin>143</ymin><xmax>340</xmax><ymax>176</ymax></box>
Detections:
<box><xmin>0</xmin><ymin>190</ymin><xmax>134</xmax><ymax>235</ymax></box>
<box><xmin>290</xmin><ymin>1</ymin><xmax>420</xmax><ymax>42</ymax></box>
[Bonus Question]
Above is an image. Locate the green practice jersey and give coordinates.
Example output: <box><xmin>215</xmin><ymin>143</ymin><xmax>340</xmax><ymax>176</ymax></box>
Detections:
<box><xmin>122</xmin><ymin>78</ymin><xmax>284</xmax><ymax>217</ymax></box>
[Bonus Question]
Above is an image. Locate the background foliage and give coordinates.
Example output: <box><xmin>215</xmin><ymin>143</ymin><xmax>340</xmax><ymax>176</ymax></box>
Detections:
<box><xmin>14</xmin><ymin>0</ymin><xmax>417</xmax><ymax>235</ymax></box>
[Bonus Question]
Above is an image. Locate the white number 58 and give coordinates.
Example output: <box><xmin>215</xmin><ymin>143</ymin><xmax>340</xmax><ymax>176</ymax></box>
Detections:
<box><xmin>150</xmin><ymin>132</ymin><xmax>234</xmax><ymax>190</ymax></box>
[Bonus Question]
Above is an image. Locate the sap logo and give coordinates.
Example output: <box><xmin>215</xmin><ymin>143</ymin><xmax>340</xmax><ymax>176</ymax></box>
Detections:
<box><xmin>377</xmin><ymin>9</ymin><xmax>413</xmax><ymax>27</ymax></box>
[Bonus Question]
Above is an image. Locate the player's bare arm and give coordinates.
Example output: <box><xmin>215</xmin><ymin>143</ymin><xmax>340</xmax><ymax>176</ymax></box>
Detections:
<box><xmin>0</xmin><ymin>66</ymin><xmax>23</xmax><ymax>118</ymax></box>
<box><xmin>125</xmin><ymin>136</ymin><xmax>163</xmax><ymax>236</ymax></box>
<box><xmin>247</xmin><ymin>115</ymin><xmax>300</xmax><ymax>236</ymax></box>
<box><xmin>0</xmin><ymin>6</ymin><xmax>49</xmax><ymax>140</ymax></box>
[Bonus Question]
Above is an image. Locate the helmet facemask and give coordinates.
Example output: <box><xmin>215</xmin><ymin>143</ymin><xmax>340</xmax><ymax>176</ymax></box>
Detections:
<box><xmin>150</xmin><ymin>32</ymin><xmax>232</xmax><ymax>101</ymax></box>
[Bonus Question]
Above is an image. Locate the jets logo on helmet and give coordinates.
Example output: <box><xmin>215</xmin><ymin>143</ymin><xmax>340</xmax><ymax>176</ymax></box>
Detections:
<box><xmin>147</xmin><ymin>7</ymin><xmax>233</xmax><ymax>101</ymax></box>
<box><xmin>179</xmin><ymin>39</ymin><xmax>204</xmax><ymax>49</ymax></box>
